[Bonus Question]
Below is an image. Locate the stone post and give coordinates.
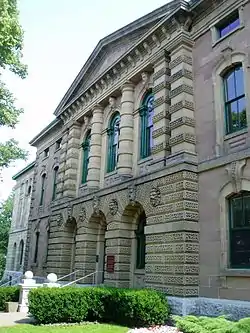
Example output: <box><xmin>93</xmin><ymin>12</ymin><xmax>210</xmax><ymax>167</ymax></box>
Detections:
<box><xmin>169</xmin><ymin>38</ymin><xmax>196</xmax><ymax>154</ymax></box>
<box><xmin>87</xmin><ymin>105</ymin><xmax>104</xmax><ymax>188</ymax></box>
<box><xmin>18</xmin><ymin>271</ymin><xmax>37</xmax><ymax>313</ymax></box>
<box><xmin>117</xmin><ymin>81</ymin><xmax>134</xmax><ymax>177</ymax></box>
<box><xmin>151</xmin><ymin>50</ymin><xmax>171</xmax><ymax>169</ymax></box>
<box><xmin>63</xmin><ymin>122</ymin><xmax>81</xmax><ymax>197</ymax></box>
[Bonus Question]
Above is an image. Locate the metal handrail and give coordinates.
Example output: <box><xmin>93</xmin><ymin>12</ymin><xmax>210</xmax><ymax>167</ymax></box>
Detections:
<box><xmin>62</xmin><ymin>270</ymin><xmax>103</xmax><ymax>287</ymax></box>
<box><xmin>57</xmin><ymin>270</ymin><xmax>80</xmax><ymax>281</ymax></box>
<box><xmin>0</xmin><ymin>275</ymin><xmax>22</xmax><ymax>287</ymax></box>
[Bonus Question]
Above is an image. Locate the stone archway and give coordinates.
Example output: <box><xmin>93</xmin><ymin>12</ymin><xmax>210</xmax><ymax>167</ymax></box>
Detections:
<box><xmin>121</xmin><ymin>202</ymin><xmax>146</xmax><ymax>289</ymax></box>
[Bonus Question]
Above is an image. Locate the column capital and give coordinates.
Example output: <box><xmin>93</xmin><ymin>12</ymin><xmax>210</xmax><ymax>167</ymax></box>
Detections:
<box><xmin>92</xmin><ymin>104</ymin><xmax>104</xmax><ymax>112</ymax></box>
<box><xmin>121</xmin><ymin>80</ymin><xmax>135</xmax><ymax>92</ymax></box>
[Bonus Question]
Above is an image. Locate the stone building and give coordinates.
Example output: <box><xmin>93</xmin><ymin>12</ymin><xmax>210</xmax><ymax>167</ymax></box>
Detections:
<box><xmin>4</xmin><ymin>162</ymin><xmax>34</xmax><ymax>281</ymax></box>
<box><xmin>24</xmin><ymin>0</ymin><xmax>250</xmax><ymax>314</ymax></box>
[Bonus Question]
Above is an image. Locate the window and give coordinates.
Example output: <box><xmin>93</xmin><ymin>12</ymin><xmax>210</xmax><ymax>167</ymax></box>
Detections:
<box><xmin>28</xmin><ymin>185</ymin><xmax>32</xmax><ymax>195</ymax></box>
<box><xmin>34</xmin><ymin>232</ymin><xmax>40</xmax><ymax>264</ymax></box>
<box><xmin>52</xmin><ymin>167</ymin><xmax>59</xmax><ymax>200</ymax></box>
<box><xmin>19</xmin><ymin>240</ymin><xmax>24</xmax><ymax>266</ymax></box>
<box><xmin>107</xmin><ymin>112</ymin><xmax>120</xmax><ymax>173</ymax></box>
<box><xmin>56</xmin><ymin>138</ymin><xmax>62</xmax><ymax>150</ymax></box>
<box><xmin>40</xmin><ymin>173</ymin><xmax>46</xmax><ymax>206</ymax></box>
<box><xmin>217</xmin><ymin>11</ymin><xmax>240</xmax><ymax>38</ymax></box>
<box><xmin>135</xmin><ymin>211</ymin><xmax>146</xmax><ymax>269</ymax></box>
<box><xmin>44</xmin><ymin>148</ymin><xmax>49</xmax><ymax>158</ymax></box>
<box><xmin>229</xmin><ymin>192</ymin><xmax>250</xmax><ymax>268</ymax></box>
<box><xmin>139</xmin><ymin>90</ymin><xmax>154</xmax><ymax>159</ymax></box>
<box><xmin>223</xmin><ymin>65</ymin><xmax>246</xmax><ymax>134</ymax></box>
<box><xmin>81</xmin><ymin>131</ymin><xmax>91</xmax><ymax>184</ymax></box>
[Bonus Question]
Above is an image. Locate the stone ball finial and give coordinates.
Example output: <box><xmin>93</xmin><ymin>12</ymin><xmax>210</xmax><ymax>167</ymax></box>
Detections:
<box><xmin>24</xmin><ymin>271</ymin><xmax>33</xmax><ymax>279</ymax></box>
<box><xmin>47</xmin><ymin>273</ymin><xmax>58</xmax><ymax>283</ymax></box>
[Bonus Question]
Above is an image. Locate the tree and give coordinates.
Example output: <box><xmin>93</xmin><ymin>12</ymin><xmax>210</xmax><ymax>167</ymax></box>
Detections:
<box><xmin>0</xmin><ymin>0</ymin><xmax>28</xmax><ymax>172</ymax></box>
<box><xmin>0</xmin><ymin>193</ymin><xmax>13</xmax><ymax>278</ymax></box>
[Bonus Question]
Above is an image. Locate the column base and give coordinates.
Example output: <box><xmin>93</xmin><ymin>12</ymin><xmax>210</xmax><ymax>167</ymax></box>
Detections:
<box><xmin>168</xmin><ymin>296</ymin><xmax>250</xmax><ymax>320</ymax></box>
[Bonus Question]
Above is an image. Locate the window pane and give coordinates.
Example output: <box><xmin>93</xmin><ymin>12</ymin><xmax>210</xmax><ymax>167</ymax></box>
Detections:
<box><xmin>244</xmin><ymin>196</ymin><xmax>250</xmax><ymax>227</ymax></box>
<box><xmin>235</xmin><ymin>66</ymin><xmax>244</xmax><ymax>97</ymax></box>
<box><xmin>230</xmin><ymin>229</ymin><xmax>250</xmax><ymax>267</ymax></box>
<box><xmin>225</xmin><ymin>71</ymin><xmax>236</xmax><ymax>101</ymax></box>
<box><xmin>238</xmin><ymin>97</ymin><xmax>247</xmax><ymax>129</ymax></box>
<box><xmin>219</xmin><ymin>17</ymin><xmax>240</xmax><ymax>38</ymax></box>
<box><xmin>231</xmin><ymin>197</ymin><xmax>243</xmax><ymax>228</ymax></box>
<box><xmin>227</xmin><ymin>101</ymin><xmax>238</xmax><ymax>132</ymax></box>
<box><xmin>149</xmin><ymin>126</ymin><xmax>153</xmax><ymax>150</ymax></box>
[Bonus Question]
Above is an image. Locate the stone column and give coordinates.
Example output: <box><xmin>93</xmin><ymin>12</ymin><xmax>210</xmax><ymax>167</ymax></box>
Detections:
<box><xmin>56</xmin><ymin>128</ymin><xmax>69</xmax><ymax>199</ymax></box>
<box><xmin>87</xmin><ymin>104</ymin><xmax>104</xmax><ymax>188</ymax></box>
<box><xmin>151</xmin><ymin>50</ymin><xmax>171</xmax><ymax>169</ymax></box>
<box><xmin>169</xmin><ymin>39</ymin><xmax>196</xmax><ymax>154</ymax></box>
<box><xmin>63</xmin><ymin>122</ymin><xmax>81</xmax><ymax>198</ymax></box>
<box><xmin>117</xmin><ymin>81</ymin><xmax>134</xmax><ymax>177</ymax></box>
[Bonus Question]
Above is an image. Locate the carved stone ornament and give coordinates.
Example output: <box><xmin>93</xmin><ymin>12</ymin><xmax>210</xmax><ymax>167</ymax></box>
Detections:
<box><xmin>109</xmin><ymin>199</ymin><xmax>118</xmax><ymax>216</ymax></box>
<box><xmin>150</xmin><ymin>186</ymin><xmax>161</xmax><ymax>207</ymax></box>
<box><xmin>109</xmin><ymin>96</ymin><xmax>116</xmax><ymax>110</ymax></box>
<box><xmin>78</xmin><ymin>205</ymin><xmax>87</xmax><ymax>223</ymax></box>
<box><xmin>92</xmin><ymin>195</ymin><xmax>100</xmax><ymax>215</ymax></box>
<box><xmin>141</xmin><ymin>72</ymin><xmax>149</xmax><ymax>86</ymax></box>
<box><xmin>225</xmin><ymin>159</ymin><xmax>246</xmax><ymax>192</ymax></box>
<box><xmin>128</xmin><ymin>185</ymin><xmax>136</xmax><ymax>206</ymax></box>
<box><xmin>56</xmin><ymin>213</ymin><xmax>63</xmax><ymax>227</ymax></box>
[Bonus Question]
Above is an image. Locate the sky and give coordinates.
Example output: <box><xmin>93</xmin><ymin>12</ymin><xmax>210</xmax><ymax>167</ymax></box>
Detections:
<box><xmin>0</xmin><ymin>0</ymin><xmax>170</xmax><ymax>201</ymax></box>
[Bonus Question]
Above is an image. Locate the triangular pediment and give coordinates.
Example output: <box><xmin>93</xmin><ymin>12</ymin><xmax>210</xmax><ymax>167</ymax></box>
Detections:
<box><xmin>54</xmin><ymin>0</ymin><xmax>186</xmax><ymax>115</ymax></box>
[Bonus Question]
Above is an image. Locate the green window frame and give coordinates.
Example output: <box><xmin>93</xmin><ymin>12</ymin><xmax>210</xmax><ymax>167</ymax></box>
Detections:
<box><xmin>52</xmin><ymin>166</ymin><xmax>59</xmax><ymax>200</ymax></box>
<box><xmin>107</xmin><ymin>112</ymin><xmax>120</xmax><ymax>173</ymax></box>
<box><xmin>39</xmin><ymin>173</ymin><xmax>46</xmax><ymax>206</ymax></box>
<box><xmin>229</xmin><ymin>192</ymin><xmax>250</xmax><ymax>268</ymax></box>
<box><xmin>81</xmin><ymin>131</ymin><xmax>91</xmax><ymax>184</ymax></box>
<box><xmin>140</xmin><ymin>90</ymin><xmax>154</xmax><ymax>159</ymax></box>
<box><xmin>223</xmin><ymin>65</ymin><xmax>246</xmax><ymax>134</ymax></box>
<box><xmin>135</xmin><ymin>211</ymin><xmax>146</xmax><ymax>269</ymax></box>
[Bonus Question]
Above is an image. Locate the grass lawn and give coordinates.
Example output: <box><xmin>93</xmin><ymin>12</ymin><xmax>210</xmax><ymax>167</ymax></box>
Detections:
<box><xmin>0</xmin><ymin>324</ymin><xmax>128</xmax><ymax>333</ymax></box>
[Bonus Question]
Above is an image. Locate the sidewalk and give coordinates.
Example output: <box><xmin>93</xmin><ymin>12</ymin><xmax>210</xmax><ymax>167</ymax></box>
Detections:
<box><xmin>0</xmin><ymin>312</ymin><xmax>35</xmax><ymax>327</ymax></box>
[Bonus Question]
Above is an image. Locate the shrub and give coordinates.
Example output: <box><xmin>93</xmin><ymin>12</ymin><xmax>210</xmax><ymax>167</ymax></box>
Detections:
<box><xmin>0</xmin><ymin>286</ymin><xmax>20</xmax><ymax>311</ymax></box>
<box><xmin>28</xmin><ymin>286</ymin><xmax>169</xmax><ymax>326</ymax></box>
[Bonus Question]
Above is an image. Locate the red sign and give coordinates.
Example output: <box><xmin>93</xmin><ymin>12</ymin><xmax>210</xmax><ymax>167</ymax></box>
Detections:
<box><xmin>106</xmin><ymin>255</ymin><xmax>115</xmax><ymax>273</ymax></box>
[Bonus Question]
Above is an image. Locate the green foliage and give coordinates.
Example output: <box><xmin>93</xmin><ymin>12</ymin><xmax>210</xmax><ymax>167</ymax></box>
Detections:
<box><xmin>0</xmin><ymin>192</ymin><xmax>13</xmax><ymax>278</ymax></box>
<box><xmin>28</xmin><ymin>287</ymin><xmax>169</xmax><ymax>326</ymax></box>
<box><xmin>0</xmin><ymin>0</ymin><xmax>28</xmax><ymax>171</ymax></box>
<box><xmin>0</xmin><ymin>286</ymin><xmax>19</xmax><ymax>311</ymax></box>
<box><xmin>173</xmin><ymin>315</ymin><xmax>250</xmax><ymax>333</ymax></box>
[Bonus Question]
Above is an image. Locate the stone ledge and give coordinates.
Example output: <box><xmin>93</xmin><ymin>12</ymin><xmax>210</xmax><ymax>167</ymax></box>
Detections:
<box><xmin>168</xmin><ymin>296</ymin><xmax>250</xmax><ymax>320</ymax></box>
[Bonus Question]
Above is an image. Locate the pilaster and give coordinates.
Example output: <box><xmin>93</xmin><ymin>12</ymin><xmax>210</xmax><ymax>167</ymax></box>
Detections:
<box><xmin>151</xmin><ymin>50</ymin><xmax>171</xmax><ymax>167</ymax></box>
<box><xmin>169</xmin><ymin>37</ymin><xmax>196</xmax><ymax>154</ymax></box>
<box><xmin>117</xmin><ymin>81</ymin><xmax>134</xmax><ymax>177</ymax></box>
<box><xmin>63</xmin><ymin>122</ymin><xmax>81</xmax><ymax>198</ymax></box>
<box><xmin>87</xmin><ymin>104</ymin><xmax>104</xmax><ymax>188</ymax></box>
<box><xmin>57</xmin><ymin>129</ymin><xmax>69</xmax><ymax>199</ymax></box>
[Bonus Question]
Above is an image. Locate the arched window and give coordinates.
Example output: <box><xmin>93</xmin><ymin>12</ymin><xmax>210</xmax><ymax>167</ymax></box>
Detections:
<box><xmin>229</xmin><ymin>191</ymin><xmax>250</xmax><ymax>268</ymax></box>
<box><xmin>52</xmin><ymin>166</ymin><xmax>59</xmax><ymax>200</ymax></box>
<box><xmin>135</xmin><ymin>211</ymin><xmax>146</xmax><ymax>269</ymax></box>
<box><xmin>81</xmin><ymin>131</ymin><xmax>91</xmax><ymax>183</ymax></box>
<box><xmin>223</xmin><ymin>65</ymin><xmax>246</xmax><ymax>134</ymax></box>
<box><xmin>34</xmin><ymin>231</ymin><xmax>40</xmax><ymax>264</ymax></box>
<box><xmin>140</xmin><ymin>90</ymin><xmax>154</xmax><ymax>159</ymax></box>
<box><xmin>40</xmin><ymin>173</ymin><xmax>46</xmax><ymax>206</ymax></box>
<box><xmin>107</xmin><ymin>112</ymin><xmax>120</xmax><ymax>173</ymax></box>
<box><xmin>19</xmin><ymin>240</ymin><xmax>24</xmax><ymax>266</ymax></box>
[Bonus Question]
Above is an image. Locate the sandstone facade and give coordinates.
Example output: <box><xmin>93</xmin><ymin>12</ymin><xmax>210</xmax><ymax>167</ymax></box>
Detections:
<box><xmin>11</xmin><ymin>0</ymin><xmax>250</xmax><ymax>309</ymax></box>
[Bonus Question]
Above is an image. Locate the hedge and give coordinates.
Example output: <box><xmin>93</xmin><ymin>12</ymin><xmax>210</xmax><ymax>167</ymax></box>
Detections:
<box><xmin>28</xmin><ymin>286</ymin><xmax>169</xmax><ymax>326</ymax></box>
<box><xmin>0</xmin><ymin>286</ymin><xmax>20</xmax><ymax>311</ymax></box>
<box><xmin>173</xmin><ymin>315</ymin><xmax>250</xmax><ymax>333</ymax></box>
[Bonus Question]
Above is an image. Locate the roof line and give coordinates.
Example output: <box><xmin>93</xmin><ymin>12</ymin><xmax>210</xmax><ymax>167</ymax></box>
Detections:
<box><xmin>53</xmin><ymin>0</ymin><xmax>186</xmax><ymax>116</ymax></box>
<box><xmin>29</xmin><ymin>118</ymin><xmax>61</xmax><ymax>146</ymax></box>
<box><xmin>12</xmin><ymin>161</ymin><xmax>35</xmax><ymax>180</ymax></box>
